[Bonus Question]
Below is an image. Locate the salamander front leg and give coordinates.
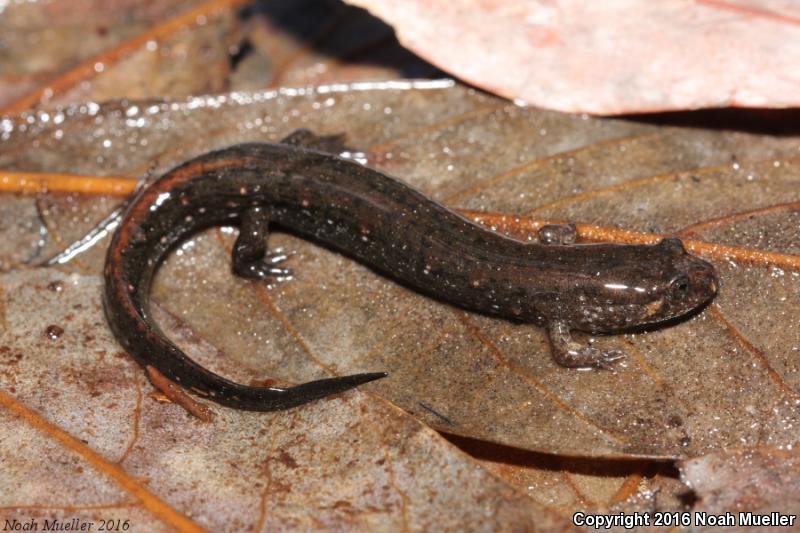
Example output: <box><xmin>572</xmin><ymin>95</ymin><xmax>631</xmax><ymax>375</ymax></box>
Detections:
<box><xmin>546</xmin><ymin>321</ymin><xmax>624</xmax><ymax>370</ymax></box>
<box><xmin>233</xmin><ymin>207</ymin><xmax>292</xmax><ymax>281</ymax></box>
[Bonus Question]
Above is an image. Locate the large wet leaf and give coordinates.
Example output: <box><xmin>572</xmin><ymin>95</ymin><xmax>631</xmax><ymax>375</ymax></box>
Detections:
<box><xmin>2</xmin><ymin>83</ymin><xmax>799</xmax><ymax>461</ymax></box>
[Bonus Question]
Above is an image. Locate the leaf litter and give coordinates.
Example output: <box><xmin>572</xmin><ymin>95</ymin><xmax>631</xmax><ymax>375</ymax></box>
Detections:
<box><xmin>2</xmin><ymin>0</ymin><xmax>800</xmax><ymax>528</ymax></box>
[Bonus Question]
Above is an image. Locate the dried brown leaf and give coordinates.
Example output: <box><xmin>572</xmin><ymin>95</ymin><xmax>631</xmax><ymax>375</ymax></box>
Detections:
<box><xmin>0</xmin><ymin>0</ymin><xmax>201</xmax><ymax>108</ymax></box>
<box><xmin>0</xmin><ymin>0</ymin><xmax>437</xmax><ymax>115</ymax></box>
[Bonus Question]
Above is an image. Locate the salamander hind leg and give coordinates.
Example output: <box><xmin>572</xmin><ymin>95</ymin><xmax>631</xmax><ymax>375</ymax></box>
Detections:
<box><xmin>280</xmin><ymin>128</ymin><xmax>352</xmax><ymax>155</ymax></box>
<box><xmin>233</xmin><ymin>207</ymin><xmax>292</xmax><ymax>281</ymax></box>
<box><xmin>546</xmin><ymin>320</ymin><xmax>624</xmax><ymax>370</ymax></box>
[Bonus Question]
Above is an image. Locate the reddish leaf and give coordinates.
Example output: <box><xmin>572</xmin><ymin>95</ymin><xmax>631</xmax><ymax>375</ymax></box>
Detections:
<box><xmin>345</xmin><ymin>0</ymin><xmax>800</xmax><ymax>114</ymax></box>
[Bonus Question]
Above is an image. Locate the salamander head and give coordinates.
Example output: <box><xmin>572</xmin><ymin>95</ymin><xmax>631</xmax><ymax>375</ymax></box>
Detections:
<box><xmin>555</xmin><ymin>238</ymin><xmax>718</xmax><ymax>332</ymax></box>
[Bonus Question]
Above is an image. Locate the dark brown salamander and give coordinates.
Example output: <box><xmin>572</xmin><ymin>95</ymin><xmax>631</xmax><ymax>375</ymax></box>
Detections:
<box><xmin>104</xmin><ymin>130</ymin><xmax>718</xmax><ymax>411</ymax></box>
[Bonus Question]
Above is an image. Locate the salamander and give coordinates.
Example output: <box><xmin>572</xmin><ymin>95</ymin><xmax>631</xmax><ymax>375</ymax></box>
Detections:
<box><xmin>103</xmin><ymin>129</ymin><xmax>718</xmax><ymax>411</ymax></box>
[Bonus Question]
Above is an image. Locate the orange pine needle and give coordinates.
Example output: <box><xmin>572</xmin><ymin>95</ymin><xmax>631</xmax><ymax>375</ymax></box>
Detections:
<box><xmin>0</xmin><ymin>171</ymin><xmax>137</xmax><ymax>195</ymax></box>
<box><xmin>0</xmin><ymin>171</ymin><xmax>796</xmax><ymax>271</ymax></box>
<box><xmin>463</xmin><ymin>210</ymin><xmax>800</xmax><ymax>271</ymax></box>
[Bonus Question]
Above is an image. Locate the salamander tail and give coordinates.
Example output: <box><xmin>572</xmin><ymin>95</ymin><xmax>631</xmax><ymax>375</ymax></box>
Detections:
<box><xmin>225</xmin><ymin>371</ymin><xmax>389</xmax><ymax>411</ymax></box>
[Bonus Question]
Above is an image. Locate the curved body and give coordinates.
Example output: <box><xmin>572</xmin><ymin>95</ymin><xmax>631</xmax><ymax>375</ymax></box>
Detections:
<box><xmin>104</xmin><ymin>135</ymin><xmax>718</xmax><ymax>411</ymax></box>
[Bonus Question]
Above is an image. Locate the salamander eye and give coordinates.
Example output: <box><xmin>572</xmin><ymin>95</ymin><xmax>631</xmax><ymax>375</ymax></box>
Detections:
<box><xmin>669</xmin><ymin>275</ymin><xmax>689</xmax><ymax>297</ymax></box>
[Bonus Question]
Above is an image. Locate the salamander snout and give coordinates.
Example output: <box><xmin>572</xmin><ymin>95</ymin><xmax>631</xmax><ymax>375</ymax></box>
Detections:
<box><xmin>665</xmin><ymin>254</ymin><xmax>718</xmax><ymax>312</ymax></box>
<box><xmin>690</xmin><ymin>260</ymin><xmax>718</xmax><ymax>297</ymax></box>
